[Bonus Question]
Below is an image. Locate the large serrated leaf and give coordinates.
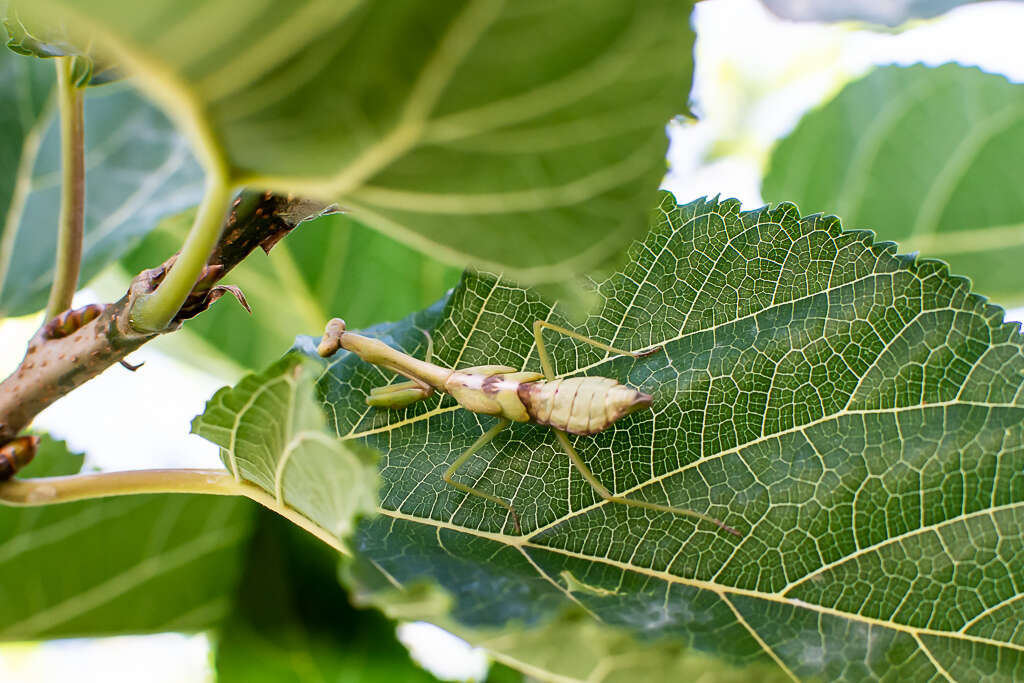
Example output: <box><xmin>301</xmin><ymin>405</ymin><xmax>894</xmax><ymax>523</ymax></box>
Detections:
<box><xmin>0</xmin><ymin>44</ymin><xmax>203</xmax><ymax>317</ymax></box>
<box><xmin>0</xmin><ymin>436</ymin><xmax>253</xmax><ymax>639</ymax></box>
<box><xmin>5</xmin><ymin>1</ymin><xmax>693</xmax><ymax>285</ymax></box>
<box><xmin>763</xmin><ymin>64</ymin><xmax>1024</xmax><ymax>307</ymax></box>
<box><xmin>192</xmin><ymin>355</ymin><xmax>379</xmax><ymax>546</ymax></box>
<box><xmin>285</xmin><ymin>194</ymin><xmax>1023</xmax><ymax>680</ymax></box>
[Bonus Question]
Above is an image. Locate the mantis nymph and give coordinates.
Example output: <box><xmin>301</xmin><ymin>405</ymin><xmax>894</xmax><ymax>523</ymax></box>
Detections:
<box><xmin>318</xmin><ymin>318</ymin><xmax>740</xmax><ymax>537</ymax></box>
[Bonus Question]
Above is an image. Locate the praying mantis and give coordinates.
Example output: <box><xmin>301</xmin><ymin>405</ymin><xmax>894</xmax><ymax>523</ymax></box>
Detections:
<box><xmin>318</xmin><ymin>317</ymin><xmax>740</xmax><ymax>537</ymax></box>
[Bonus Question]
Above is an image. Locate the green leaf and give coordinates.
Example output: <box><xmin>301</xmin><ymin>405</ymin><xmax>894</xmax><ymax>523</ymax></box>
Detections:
<box><xmin>216</xmin><ymin>509</ymin><xmax>440</xmax><ymax>683</ymax></box>
<box><xmin>123</xmin><ymin>211</ymin><xmax>460</xmax><ymax>372</ymax></box>
<box><xmin>346</xmin><ymin>556</ymin><xmax>792</xmax><ymax>683</ymax></box>
<box><xmin>7</xmin><ymin>0</ymin><xmax>694</xmax><ymax>285</ymax></box>
<box><xmin>0</xmin><ymin>45</ymin><xmax>203</xmax><ymax>317</ymax></box>
<box><xmin>288</xmin><ymin>194</ymin><xmax>1022</xmax><ymax>679</ymax></box>
<box><xmin>191</xmin><ymin>354</ymin><xmax>379</xmax><ymax>546</ymax></box>
<box><xmin>0</xmin><ymin>436</ymin><xmax>253</xmax><ymax>639</ymax></box>
<box><xmin>763</xmin><ymin>64</ymin><xmax>1024</xmax><ymax>307</ymax></box>
<box><xmin>759</xmin><ymin>0</ymin><xmax>997</xmax><ymax>26</ymax></box>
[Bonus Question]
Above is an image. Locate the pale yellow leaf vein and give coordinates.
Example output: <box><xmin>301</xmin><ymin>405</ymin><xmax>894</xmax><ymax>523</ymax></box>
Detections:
<box><xmin>781</xmin><ymin>500</ymin><xmax>1023</xmax><ymax>596</ymax></box>
<box><xmin>913</xmin><ymin>632</ymin><xmax>955</xmax><ymax>683</ymax></box>
<box><xmin>375</xmin><ymin>507</ymin><xmax>1024</xmax><ymax>654</ymax></box>
<box><xmin>717</xmin><ymin>591</ymin><xmax>799</xmax><ymax>682</ymax></box>
<box><xmin>959</xmin><ymin>591</ymin><xmax>1024</xmax><ymax>633</ymax></box>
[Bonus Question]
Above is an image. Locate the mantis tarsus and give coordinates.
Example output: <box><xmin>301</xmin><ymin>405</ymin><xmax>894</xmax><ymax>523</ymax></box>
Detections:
<box><xmin>318</xmin><ymin>318</ymin><xmax>740</xmax><ymax>537</ymax></box>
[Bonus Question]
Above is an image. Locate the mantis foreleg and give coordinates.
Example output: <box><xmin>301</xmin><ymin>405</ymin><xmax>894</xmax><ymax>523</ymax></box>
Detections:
<box><xmin>552</xmin><ymin>429</ymin><xmax>740</xmax><ymax>536</ymax></box>
<box><xmin>533</xmin><ymin>320</ymin><xmax>661</xmax><ymax>380</ymax></box>
<box><xmin>363</xmin><ymin>329</ymin><xmax>438</xmax><ymax>408</ymax></box>
<box><xmin>443</xmin><ymin>418</ymin><xmax>520</xmax><ymax>533</ymax></box>
<box><xmin>367</xmin><ymin>381</ymin><xmax>434</xmax><ymax>409</ymax></box>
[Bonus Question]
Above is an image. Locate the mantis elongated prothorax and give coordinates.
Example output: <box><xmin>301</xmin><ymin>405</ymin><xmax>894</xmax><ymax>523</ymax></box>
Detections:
<box><xmin>318</xmin><ymin>318</ymin><xmax>740</xmax><ymax>537</ymax></box>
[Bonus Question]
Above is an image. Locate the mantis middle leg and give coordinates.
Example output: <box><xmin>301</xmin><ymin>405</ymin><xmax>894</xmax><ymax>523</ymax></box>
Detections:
<box><xmin>443</xmin><ymin>418</ymin><xmax>521</xmax><ymax>533</ymax></box>
<box><xmin>532</xmin><ymin>320</ymin><xmax>739</xmax><ymax>536</ymax></box>
<box><xmin>552</xmin><ymin>429</ymin><xmax>740</xmax><ymax>536</ymax></box>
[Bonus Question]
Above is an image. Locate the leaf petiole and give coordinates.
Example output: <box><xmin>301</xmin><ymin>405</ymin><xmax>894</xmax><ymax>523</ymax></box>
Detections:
<box><xmin>45</xmin><ymin>56</ymin><xmax>85</xmax><ymax>321</ymax></box>
<box><xmin>129</xmin><ymin>173</ymin><xmax>234</xmax><ymax>332</ymax></box>
<box><xmin>0</xmin><ymin>467</ymin><xmax>349</xmax><ymax>554</ymax></box>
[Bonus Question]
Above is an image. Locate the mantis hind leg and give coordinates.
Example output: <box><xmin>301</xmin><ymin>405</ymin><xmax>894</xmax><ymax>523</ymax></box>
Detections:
<box><xmin>551</xmin><ymin>429</ymin><xmax>741</xmax><ymax>537</ymax></box>
<box><xmin>443</xmin><ymin>418</ymin><xmax>521</xmax><ymax>533</ymax></box>
<box><xmin>532</xmin><ymin>319</ymin><xmax>662</xmax><ymax>380</ymax></box>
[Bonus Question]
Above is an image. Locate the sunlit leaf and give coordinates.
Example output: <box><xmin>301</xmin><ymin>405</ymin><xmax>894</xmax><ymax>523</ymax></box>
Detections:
<box><xmin>6</xmin><ymin>0</ymin><xmax>694</xmax><ymax>285</ymax></box>
<box><xmin>764</xmin><ymin>64</ymin><xmax>1024</xmax><ymax>307</ymax></box>
<box><xmin>192</xmin><ymin>354</ymin><xmax>379</xmax><ymax>545</ymax></box>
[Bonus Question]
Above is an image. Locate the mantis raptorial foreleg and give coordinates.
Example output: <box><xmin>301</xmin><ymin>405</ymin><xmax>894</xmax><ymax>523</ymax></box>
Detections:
<box><xmin>366</xmin><ymin>381</ymin><xmax>433</xmax><ymax>408</ymax></box>
<box><xmin>363</xmin><ymin>329</ymin><xmax>436</xmax><ymax>408</ymax></box>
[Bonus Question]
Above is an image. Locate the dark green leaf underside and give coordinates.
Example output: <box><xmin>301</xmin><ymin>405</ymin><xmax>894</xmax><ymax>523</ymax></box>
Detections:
<box><xmin>216</xmin><ymin>510</ymin><xmax>440</xmax><ymax>683</ymax></box>
<box><xmin>294</xmin><ymin>194</ymin><xmax>1024</xmax><ymax>680</ymax></box>
<box><xmin>8</xmin><ymin>0</ymin><xmax>694</xmax><ymax>284</ymax></box>
<box><xmin>764</xmin><ymin>63</ymin><xmax>1024</xmax><ymax>307</ymax></box>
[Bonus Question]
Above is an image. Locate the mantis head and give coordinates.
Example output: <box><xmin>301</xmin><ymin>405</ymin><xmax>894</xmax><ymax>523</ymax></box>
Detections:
<box><xmin>317</xmin><ymin>318</ymin><xmax>348</xmax><ymax>357</ymax></box>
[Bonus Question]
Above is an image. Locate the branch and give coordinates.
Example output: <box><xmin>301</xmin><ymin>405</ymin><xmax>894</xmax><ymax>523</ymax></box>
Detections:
<box><xmin>0</xmin><ymin>192</ymin><xmax>335</xmax><ymax>445</ymax></box>
<box><xmin>45</xmin><ymin>56</ymin><xmax>85</xmax><ymax>320</ymax></box>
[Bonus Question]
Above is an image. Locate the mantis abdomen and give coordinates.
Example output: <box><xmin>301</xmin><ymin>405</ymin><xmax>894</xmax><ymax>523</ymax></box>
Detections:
<box><xmin>516</xmin><ymin>377</ymin><xmax>652</xmax><ymax>435</ymax></box>
<box><xmin>443</xmin><ymin>370</ymin><xmax>651</xmax><ymax>436</ymax></box>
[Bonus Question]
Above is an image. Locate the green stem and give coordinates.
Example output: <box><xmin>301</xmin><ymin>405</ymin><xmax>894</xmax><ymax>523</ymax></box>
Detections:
<box><xmin>0</xmin><ymin>468</ymin><xmax>348</xmax><ymax>554</ymax></box>
<box><xmin>45</xmin><ymin>56</ymin><xmax>85</xmax><ymax>321</ymax></box>
<box><xmin>129</xmin><ymin>174</ymin><xmax>233</xmax><ymax>332</ymax></box>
